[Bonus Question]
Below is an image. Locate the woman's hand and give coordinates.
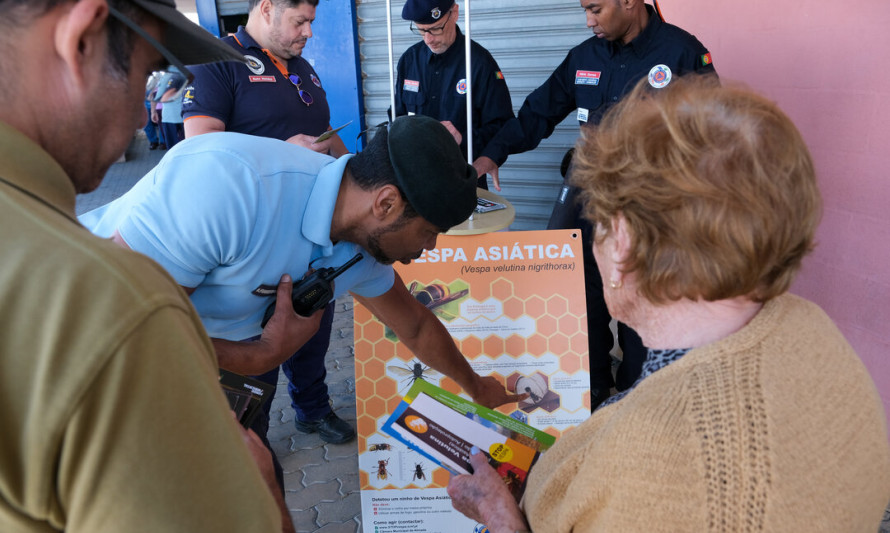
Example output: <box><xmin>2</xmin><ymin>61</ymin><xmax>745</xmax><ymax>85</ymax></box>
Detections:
<box><xmin>447</xmin><ymin>448</ymin><xmax>531</xmax><ymax>533</ymax></box>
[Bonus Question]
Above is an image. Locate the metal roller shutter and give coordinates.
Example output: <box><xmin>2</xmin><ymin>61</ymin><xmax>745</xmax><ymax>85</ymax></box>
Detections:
<box><xmin>216</xmin><ymin>0</ymin><xmax>248</xmax><ymax>16</ymax></box>
<box><xmin>356</xmin><ymin>0</ymin><xmax>592</xmax><ymax>230</ymax></box>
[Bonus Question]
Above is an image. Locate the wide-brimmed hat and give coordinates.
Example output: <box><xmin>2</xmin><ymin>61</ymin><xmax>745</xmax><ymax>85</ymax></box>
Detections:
<box><xmin>132</xmin><ymin>0</ymin><xmax>245</xmax><ymax>65</ymax></box>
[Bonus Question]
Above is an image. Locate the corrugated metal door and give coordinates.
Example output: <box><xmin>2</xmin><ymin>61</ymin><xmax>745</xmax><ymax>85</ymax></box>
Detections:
<box><xmin>216</xmin><ymin>0</ymin><xmax>248</xmax><ymax>16</ymax></box>
<box><xmin>356</xmin><ymin>0</ymin><xmax>592</xmax><ymax>230</ymax></box>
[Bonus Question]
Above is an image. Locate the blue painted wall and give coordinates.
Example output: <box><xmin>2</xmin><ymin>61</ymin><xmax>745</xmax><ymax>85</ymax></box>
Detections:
<box><xmin>195</xmin><ymin>0</ymin><xmax>222</xmax><ymax>36</ymax></box>
<box><xmin>302</xmin><ymin>0</ymin><xmax>366</xmax><ymax>152</ymax></box>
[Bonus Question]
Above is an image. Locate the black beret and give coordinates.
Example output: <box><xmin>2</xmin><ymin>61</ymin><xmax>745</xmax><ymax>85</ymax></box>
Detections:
<box><xmin>387</xmin><ymin>116</ymin><xmax>477</xmax><ymax>229</ymax></box>
<box><xmin>402</xmin><ymin>0</ymin><xmax>455</xmax><ymax>24</ymax></box>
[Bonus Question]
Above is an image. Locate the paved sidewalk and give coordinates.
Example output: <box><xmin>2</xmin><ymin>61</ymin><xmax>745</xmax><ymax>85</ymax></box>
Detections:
<box><xmin>78</xmin><ymin>130</ymin><xmax>363</xmax><ymax>533</ymax></box>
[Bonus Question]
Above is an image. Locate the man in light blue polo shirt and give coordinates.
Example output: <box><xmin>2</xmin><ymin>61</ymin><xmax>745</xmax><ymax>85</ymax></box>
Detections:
<box><xmin>81</xmin><ymin>116</ymin><xmax>522</xmax><ymax>492</ymax></box>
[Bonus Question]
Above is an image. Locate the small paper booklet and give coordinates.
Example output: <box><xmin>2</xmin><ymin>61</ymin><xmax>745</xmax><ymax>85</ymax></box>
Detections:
<box><xmin>313</xmin><ymin>121</ymin><xmax>352</xmax><ymax>143</ymax></box>
<box><xmin>382</xmin><ymin>379</ymin><xmax>555</xmax><ymax>502</ymax></box>
<box><xmin>219</xmin><ymin>369</ymin><xmax>275</xmax><ymax>428</ymax></box>
<box><xmin>475</xmin><ymin>197</ymin><xmax>507</xmax><ymax>213</ymax></box>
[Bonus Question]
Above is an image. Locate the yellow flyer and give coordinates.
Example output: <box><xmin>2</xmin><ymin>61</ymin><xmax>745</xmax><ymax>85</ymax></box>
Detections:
<box><xmin>355</xmin><ymin>229</ymin><xmax>590</xmax><ymax>533</ymax></box>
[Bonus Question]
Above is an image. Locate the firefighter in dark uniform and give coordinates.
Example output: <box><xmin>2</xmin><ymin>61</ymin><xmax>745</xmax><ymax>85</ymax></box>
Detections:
<box><xmin>182</xmin><ymin>0</ymin><xmax>347</xmax><ymax>156</ymax></box>
<box><xmin>475</xmin><ymin>0</ymin><xmax>717</xmax><ymax>410</ymax></box>
<box><xmin>395</xmin><ymin>0</ymin><xmax>514</xmax><ymax>189</ymax></box>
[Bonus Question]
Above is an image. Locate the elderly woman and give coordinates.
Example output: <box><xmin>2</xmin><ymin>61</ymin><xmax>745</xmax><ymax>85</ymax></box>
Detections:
<box><xmin>447</xmin><ymin>76</ymin><xmax>890</xmax><ymax>532</ymax></box>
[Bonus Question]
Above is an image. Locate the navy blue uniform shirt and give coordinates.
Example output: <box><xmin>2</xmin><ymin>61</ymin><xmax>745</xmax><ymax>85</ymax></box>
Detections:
<box><xmin>182</xmin><ymin>26</ymin><xmax>331</xmax><ymax>141</ymax></box>
<box><xmin>394</xmin><ymin>27</ymin><xmax>514</xmax><ymax>167</ymax></box>
<box><xmin>482</xmin><ymin>5</ymin><xmax>715</xmax><ymax>165</ymax></box>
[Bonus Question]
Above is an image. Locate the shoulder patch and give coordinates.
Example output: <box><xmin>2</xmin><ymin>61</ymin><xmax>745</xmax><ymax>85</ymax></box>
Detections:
<box><xmin>244</xmin><ymin>55</ymin><xmax>265</xmax><ymax>75</ymax></box>
<box><xmin>648</xmin><ymin>64</ymin><xmax>672</xmax><ymax>89</ymax></box>
<box><xmin>701</xmin><ymin>52</ymin><xmax>713</xmax><ymax>66</ymax></box>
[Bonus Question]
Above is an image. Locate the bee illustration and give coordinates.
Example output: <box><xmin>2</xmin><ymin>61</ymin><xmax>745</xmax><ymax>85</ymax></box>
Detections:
<box><xmin>407</xmin><ymin>282</ymin><xmax>468</xmax><ymax>320</ymax></box>
<box><xmin>369</xmin><ymin>443</ymin><xmax>392</xmax><ymax>452</ymax></box>
<box><xmin>413</xmin><ymin>463</ymin><xmax>426</xmax><ymax>481</ymax></box>
<box><xmin>388</xmin><ymin>359</ymin><xmax>440</xmax><ymax>390</ymax></box>
<box><xmin>373</xmin><ymin>458</ymin><xmax>389</xmax><ymax>480</ymax></box>
<box><xmin>502</xmin><ymin>469</ymin><xmax>522</xmax><ymax>496</ymax></box>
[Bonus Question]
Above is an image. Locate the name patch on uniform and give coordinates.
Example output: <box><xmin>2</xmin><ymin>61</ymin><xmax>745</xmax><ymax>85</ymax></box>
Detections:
<box><xmin>249</xmin><ymin>75</ymin><xmax>276</xmax><ymax>83</ymax></box>
<box><xmin>575</xmin><ymin>70</ymin><xmax>601</xmax><ymax>85</ymax></box>
<box><xmin>456</xmin><ymin>79</ymin><xmax>468</xmax><ymax>95</ymax></box>
<box><xmin>701</xmin><ymin>52</ymin><xmax>713</xmax><ymax>66</ymax></box>
<box><xmin>648</xmin><ymin>65</ymin><xmax>672</xmax><ymax>88</ymax></box>
<box><xmin>403</xmin><ymin>80</ymin><xmax>420</xmax><ymax>93</ymax></box>
<box><xmin>244</xmin><ymin>55</ymin><xmax>265</xmax><ymax>75</ymax></box>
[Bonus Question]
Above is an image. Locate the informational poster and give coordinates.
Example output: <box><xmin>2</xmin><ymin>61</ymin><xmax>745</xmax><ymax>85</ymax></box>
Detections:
<box><xmin>355</xmin><ymin>230</ymin><xmax>590</xmax><ymax>533</ymax></box>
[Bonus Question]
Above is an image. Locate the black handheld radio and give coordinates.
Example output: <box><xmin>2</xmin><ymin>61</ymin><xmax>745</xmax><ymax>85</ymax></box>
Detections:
<box><xmin>261</xmin><ymin>253</ymin><xmax>363</xmax><ymax>328</ymax></box>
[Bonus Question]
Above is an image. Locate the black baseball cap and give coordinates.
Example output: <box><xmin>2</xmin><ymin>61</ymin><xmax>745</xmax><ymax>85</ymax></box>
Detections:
<box><xmin>131</xmin><ymin>0</ymin><xmax>245</xmax><ymax>65</ymax></box>
<box><xmin>387</xmin><ymin>116</ymin><xmax>477</xmax><ymax>229</ymax></box>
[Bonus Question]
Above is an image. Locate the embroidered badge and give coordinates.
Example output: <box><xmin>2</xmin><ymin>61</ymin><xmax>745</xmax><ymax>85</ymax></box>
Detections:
<box><xmin>403</xmin><ymin>79</ymin><xmax>420</xmax><ymax>93</ymax></box>
<box><xmin>431</xmin><ymin>7</ymin><xmax>442</xmax><ymax>19</ymax></box>
<box><xmin>249</xmin><ymin>75</ymin><xmax>276</xmax><ymax>83</ymax></box>
<box><xmin>495</xmin><ymin>71</ymin><xmax>505</xmax><ymax>80</ymax></box>
<box><xmin>648</xmin><ymin>64</ymin><xmax>672</xmax><ymax>89</ymax></box>
<box><xmin>310</xmin><ymin>73</ymin><xmax>322</xmax><ymax>88</ymax></box>
<box><xmin>244</xmin><ymin>55</ymin><xmax>265</xmax><ymax>75</ymax></box>
<box><xmin>577</xmin><ymin>107</ymin><xmax>590</xmax><ymax>123</ymax></box>
<box><xmin>575</xmin><ymin>70</ymin><xmax>601</xmax><ymax>86</ymax></box>
<box><xmin>456</xmin><ymin>78</ymin><xmax>468</xmax><ymax>95</ymax></box>
<box><xmin>181</xmin><ymin>86</ymin><xmax>195</xmax><ymax>105</ymax></box>
<box><xmin>701</xmin><ymin>52</ymin><xmax>713</xmax><ymax>66</ymax></box>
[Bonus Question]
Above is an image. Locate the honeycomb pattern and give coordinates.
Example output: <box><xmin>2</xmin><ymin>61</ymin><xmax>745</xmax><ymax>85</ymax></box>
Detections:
<box><xmin>355</xmin><ymin>231</ymin><xmax>589</xmax><ymax>491</ymax></box>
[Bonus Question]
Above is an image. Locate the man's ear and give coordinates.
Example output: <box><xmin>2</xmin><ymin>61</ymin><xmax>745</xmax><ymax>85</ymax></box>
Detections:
<box><xmin>620</xmin><ymin>0</ymin><xmax>638</xmax><ymax>11</ymax></box>
<box><xmin>371</xmin><ymin>185</ymin><xmax>405</xmax><ymax>222</ymax></box>
<box><xmin>54</xmin><ymin>0</ymin><xmax>110</xmax><ymax>89</ymax></box>
<box><xmin>259</xmin><ymin>0</ymin><xmax>275</xmax><ymax>24</ymax></box>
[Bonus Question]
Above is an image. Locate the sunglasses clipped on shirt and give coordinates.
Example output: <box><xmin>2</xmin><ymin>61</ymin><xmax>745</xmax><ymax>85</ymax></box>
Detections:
<box><xmin>287</xmin><ymin>73</ymin><xmax>314</xmax><ymax>106</ymax></box>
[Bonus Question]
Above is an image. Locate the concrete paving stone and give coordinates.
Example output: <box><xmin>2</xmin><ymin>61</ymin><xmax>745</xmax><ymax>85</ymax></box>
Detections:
<box><xmin>327</xmin><ymin>378</ymin><xmax>353</xmax><ymax>394</ymax></box>
<box><xmin>324</xmin><ymin>441</ymin><xmax>359</xmax><ymax>461</ymax></box>
<box><xmin>314</xmin><ymin>520</ymin><xmax>360</xmax><ymax>533</ymax></box>
<box><xmin>336</xmin><ymin>472</ymin><xmax>361</xmax><ymax>496</ymax></box>
<box><xmin>268</xmin><ymin>418</ymin><xmax>304</xmax><ymax>444</ymax></box>
<box><xmin>333</xmin><ymin>405</ymin><xmax>357</xmax><ymax>421</ymax></box>
<box><xmin>271</xmin><ymin>435</ymin><xmax>296</xmax><ymax>458</ymax></box>
<box><xmin>276</xmin><ymin>407</ymin><xmax>298</xmax><ymax>425</ymax></box>
<box><xmin>289</xmin><ymin>507</ymin><xmax>319</xmax><ymax>533</ymax></box>
<box><xmin>289</xmin><ymin>430</ymin><xmax>327</xmax><ymax>452</ymax></box>
<box><xmin>279</xmin><ymin>444</ymin><xmax>327</xmax><ymax>473</ymax></box>
<box><xmin>302</xmin><ymin>455</ymin><xmax>360</xmax><ymax>485</ymax></box>
<box><xmin>283</xmin><ymin>468</ymin><xmax>307</xmax><ymax>491</ymax></box>
<box><xmin>286</xmin><ymin>479</ymin><xmax>342</xmax><ymax>509</ymax></box>
<box><xmin>316</xmin><ymin>492</ymin><xmax>362</xmax><ymax>525</ymax></box>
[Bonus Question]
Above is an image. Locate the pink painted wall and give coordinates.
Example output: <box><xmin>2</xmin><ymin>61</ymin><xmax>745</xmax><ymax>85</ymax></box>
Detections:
<box><xmin>660</xmin><ymin>0</ymin><xmax>890</xmax><ymax>431</ymax></box>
